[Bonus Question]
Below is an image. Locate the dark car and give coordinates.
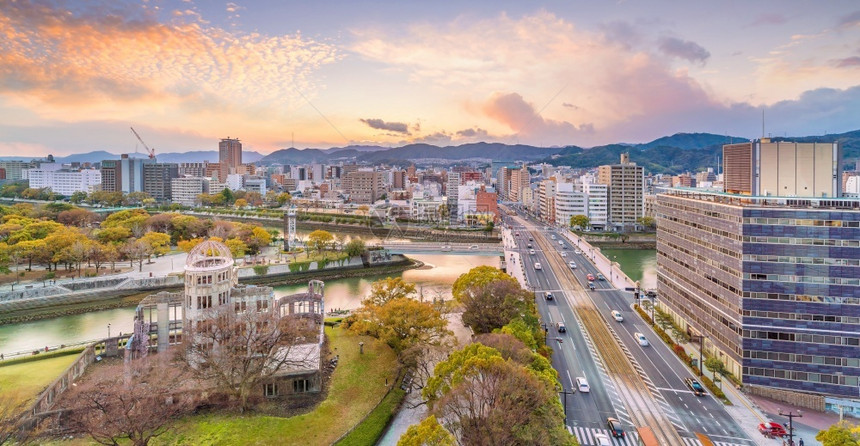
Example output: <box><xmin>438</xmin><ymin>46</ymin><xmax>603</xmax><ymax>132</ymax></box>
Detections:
<box><xmin>606</xmin><ymin>417</ymin><xmax>624</xmax><ymax>438</ymax></box>
<box><xmin>684</xmin><ymin>377</ymin><xmax>706</xmax><ymax>396</ymax></box>
<box><xmin>588</xmin><ymin>282</ymin><xmax>595</xmax><ymax>291</ymax></box>
<box><xmin>597</xmin><ymin>273</ymin><xmax>606</xmax><ymax>281</ymax></box>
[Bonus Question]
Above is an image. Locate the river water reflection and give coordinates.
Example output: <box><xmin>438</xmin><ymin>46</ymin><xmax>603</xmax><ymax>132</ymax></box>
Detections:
<box><xmin>599</xmin><ymin>248</ymin><xmax>657</xmax><ymax>289</ymax></box>
<box><xmin>0</xmin><ymin>253</ymin><xmax>498</xmax><ymax>356</ymax></box>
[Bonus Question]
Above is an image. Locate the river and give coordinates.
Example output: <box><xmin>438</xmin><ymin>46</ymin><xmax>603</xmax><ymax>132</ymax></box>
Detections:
<box><xmin>0</xmin><ymin>253</ymin><xmax>499</xmax><ymax>356</ymax></box>
<box><xmin>599</xmin><ymin>248</ymin><xmax>657</xmax><ymax>290</ymax></box>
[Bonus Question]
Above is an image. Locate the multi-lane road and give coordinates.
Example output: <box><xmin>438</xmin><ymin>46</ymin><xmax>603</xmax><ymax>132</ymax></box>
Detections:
<box><xmin>504</xmin><ymin>210</ymin><xmax>758</xmax><ymax>446</ymax></box>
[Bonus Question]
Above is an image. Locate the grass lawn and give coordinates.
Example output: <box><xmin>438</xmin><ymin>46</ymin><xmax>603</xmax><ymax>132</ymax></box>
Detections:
<box><xmin>0</xmin><ymin>353</ymin><xmax>79</xmax><ymax>405</ymax></box>
<box><xmin>154</xmin><ymin>325</ymin><xmax>398</xmax><ymax>446</ymax></box>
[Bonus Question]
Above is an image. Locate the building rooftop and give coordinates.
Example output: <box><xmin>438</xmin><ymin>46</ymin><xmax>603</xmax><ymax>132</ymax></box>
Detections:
<box><xmin>662</xmin><ymin>187</ymin><xmax>860</xmax><ymax>210</ymax></box>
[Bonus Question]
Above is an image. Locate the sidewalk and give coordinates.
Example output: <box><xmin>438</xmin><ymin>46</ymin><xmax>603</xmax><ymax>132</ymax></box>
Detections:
<box><xmin>564</xmin><ymin>231</ymin><xmax>636</xmax><ymax>291</ymax></box>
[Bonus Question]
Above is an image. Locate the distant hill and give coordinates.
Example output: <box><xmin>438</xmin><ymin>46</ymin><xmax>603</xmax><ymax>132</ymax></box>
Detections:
<box><xmin>545</xmin><ymin>130</ymin><xmax>858</xmax><ymax>174</ymax></box>
<box><xmin>639</xmin><ymin>133</ymin><xmax>749</xmax><ymax>150</ymax></box>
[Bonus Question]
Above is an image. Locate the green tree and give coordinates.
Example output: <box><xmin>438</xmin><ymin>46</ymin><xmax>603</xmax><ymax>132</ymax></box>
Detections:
<box><xmin>344</xmin><ymin>239</ymin><xmax>367</xmax><ymax>257</ymax></box>
<box><xmin>306</xmin><ymin>229</ymin><xmax>334</xmax><ymax>254</ymax></box>
<box><xmin>637</xmin><ymin>216</ymin><xmax>656</xmax><ymax>230</ymax></box>
<box><xmin>397</xmin><ymin>415</ymin><xmax>455</xmax><ymax>446</ymax></box>
<box><xmin>220</xmin><ymin>188</ymin><xmax>234</xmax><ymax>205</ymax></box>
<box><xmin>817</xmin><ymin>421</ymin><xmax>860</xmax><ymax>446</ymax></box>
<box><xmin>366</xmin><ymin>277</ymin><xmax>416</xmax><ymax>307</ymax></box>
<box><xmin>704</xmin><ymin>357</ymin><xmax>726</xmax><ymax>377</ymax></box>
<box><xmin>452</xmin><ymin>266</ymin><xmax>517</xmax><ymax>303</ymax></box>
<box><xmin>570</xmin><ymin>214</ymin><xmax>589</xmax><ymax>229</ymax></box>
<box><xmin>460</xmin><ymin>278</ymin><xmax>532</xmax><ymax>335</ymax></box>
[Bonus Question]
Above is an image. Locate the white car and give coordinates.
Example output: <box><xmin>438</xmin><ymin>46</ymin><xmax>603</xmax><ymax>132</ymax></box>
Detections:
<box><xmin>635</xmin><ymin>332</ymin><xmax>649</xmax><ymax>346</ymax></box>
<box><xmin>593</xmin><ymin>433</ymin><xmax>612</xmax><ymax>446</ymax></box>
<box><xmin>611</xmin><ymin>310</ymin><xmax>624</xmax><ymax>322</ymax></box>
<box><xmin>551</xmin><ymin>234</ymin><xmax>556</xmax><ymax>240</ymax></box>
<box><xmin>535</xmin><ymin>262</ymin><xmax>542</xmax><ymax>270</ymax></box>
<box><xmin>568</xmin><ymin>261</ymin><xmax>577</xmax><ymax>269</ymax></box>
<box><xmin>574</xmin><ymin>249</ymin><xmax>582</xmax><ymax>255</ymax></box>
<box><xmin>561</xmin><ymin>252</ymin><xmax>567</xmax><ymax>257</ymax></box>
<box><xmin>529</xmin><ymin>249</ymin><xmax>536</xmax><ymax>255</ymax></box>
<box><xmin>576</xmin><ymin>377</ymin><xmax>590</xmax><ymax>393</ymax></box>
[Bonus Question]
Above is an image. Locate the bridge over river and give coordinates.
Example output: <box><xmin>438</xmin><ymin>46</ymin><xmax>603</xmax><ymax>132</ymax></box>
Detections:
<box><xmin>380</xmin><ymin>241</ymin><xmax>502</xmax><ymax>254</ymax></box>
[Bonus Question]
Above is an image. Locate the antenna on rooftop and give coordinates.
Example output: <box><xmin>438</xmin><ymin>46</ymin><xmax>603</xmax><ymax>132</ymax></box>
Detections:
<box><xmin>761</xmin><ymin>109</ymin><xmax>765</xmax><ymax>140</ymax></box>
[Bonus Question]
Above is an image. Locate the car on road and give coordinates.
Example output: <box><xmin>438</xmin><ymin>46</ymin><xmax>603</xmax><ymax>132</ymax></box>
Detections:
<box><xmin>568</xmin><ymin>261</ymin><xmax>577</xmax><ymax>269</ymax></box>
<box><xmin>588</xmin><ymin>282</ymin><xmax>595</xmax><ymax>291</ymax></box>
<box><xmin>634</xmin><ymin>332</ymin><xmax>649</xmax><ymax>346</ymax></box>
<box><xmin>758</xmin><ymin>422</ymin><xmax>787</xmax><ymax>438</ymax></box>
<box><xmin>535</xmin><ymin>262</ymin><xmax>542</xmax><ymax>270</ymax></box>
<box><xmin>515</xmin><ymin>232</ymin><xmax>520</xmax><ymax>236</ymax></box>
<box><xmin>561</xmin><ymin>252</ymin><xmax>567</xmax><ymax>257</ymax></box>
<box><xmin>559</xmin><ymin>240</ymin><xmax>565</xmax><ymax>246</ymax></box>
<box><xmin>684</xmin><ymin>377</ymin><xmax>706</xmax><ymax>396</ymax></box>
<box><xmin>545</xmin><ymin>292</ymin><xmax>553</xmax><ymax>300</ymax></box>
<box><xmin>528</xmin><ymin>236</ymin><xmax>533</xmax><ymax>241</ymax></box>
<box><xmin>574</xmin><ymin>249</ymin><xmax>582</xmax><ymax>254</ymax></box>
<box><xmin>556</xmin><ymin>322</ymin><xmax>566</xmax><ymax>332</ymax></box>
<box><xmin>645</xmin><ymin>289</ymin><xmax>657</xmax><ymax>298</ymax></box>
<box><xmin>597</xmin><ymin>273</ymin><xmax>606</xmax><ymax>281</ymax></box>
<box><xmin>576</xmin><ymin>377</ymin><xmax>590</xmax><ymax>393</ymax></box>
<box><xmin>606</xmin><ymin>417</ymin><xmax>625</xmax><ymax>438</ymax></box>
<box><xmin>469</xmin><ymin>245</ymin><xmax>479</xmax><ymax>250</ymax></box>
<box><xmin>611</xmin><ymin>310</ymin><xmax>624</xmax><ymax>322</ymax></box>
<box><xmin>529</xmin><ymin>249</ymin><xmax>536</xmax><ymax>255</ymax></box>
<box><xmin>586</xmin><ymin>273</ymin><xmax>595</xmax><ymax>281</ymax></box>
<box><xmin>593</xmin><ymin>433</ymin><xmax>612</xmax><ymax>446</ymax></box>
<box><xmin>527</xmin><ymin>243</ymin><xmax>532</xmax><ymax>248</ymax></box>
<box><xmin>551</xmin><ymin>234</ymin><xmax>556</xmax><ymax>240</ymax></box>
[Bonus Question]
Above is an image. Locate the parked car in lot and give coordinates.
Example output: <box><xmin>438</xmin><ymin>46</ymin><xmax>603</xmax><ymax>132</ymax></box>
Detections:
<box><xmin>556</xmin><ymin>322</ymin><xmax>566</xmax><ymax>333</ymax></box>
<box><xmin>586</xmin><ymin>273</ymin><xmax>595</xmax><ymax>281</ymax></box>
<box><xmin>684</xmin><ymin>377</ymin><xmax>706</xmax><ymax>396</ymax></box>
<box><xmin>611</xmin><ymin>310</ymin><xmax>624</xmax><ymax>322</ymax></box>
<box><xmin>634</xmin><ymin>332</ymin><xmax>649</xmax><ymax>346</ymax></box>
<box><xmin>606</xmin><ymin>418</ymin><xmax>625</xmax><ymax>438</ymax></box>
<box><xmin>576</xmin><ymin>377</ymin><xmax>590</xmax><ymax>393</ymax></box>
<box><xmin>545</xmin><ymin>292</ymin><xmax>553</xmax><ymax>300</ymax></box>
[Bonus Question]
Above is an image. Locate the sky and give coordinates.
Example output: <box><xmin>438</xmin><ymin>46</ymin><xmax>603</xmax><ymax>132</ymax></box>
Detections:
<box><xmin>1</xmin><ymin>0</ymin><xmax>859</xmax><ymax>157</ymax></box>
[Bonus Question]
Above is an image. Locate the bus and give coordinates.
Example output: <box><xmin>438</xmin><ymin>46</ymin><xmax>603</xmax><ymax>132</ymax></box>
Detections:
<box><xmin>635</xmin><ymin>426</ymin><xmax>659</xmax><ymax>446</ymax></box>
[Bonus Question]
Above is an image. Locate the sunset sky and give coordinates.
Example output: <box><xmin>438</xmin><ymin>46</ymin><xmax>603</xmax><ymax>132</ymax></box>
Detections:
<box><xmin>1</xmin><ymin>0</ymin><xmax>859</xmax><ymax>156</ymax></box>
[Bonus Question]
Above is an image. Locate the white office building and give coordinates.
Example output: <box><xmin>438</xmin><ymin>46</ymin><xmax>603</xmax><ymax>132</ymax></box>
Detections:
<box><xmin>27</xmin><ymin>163</ymin><xmax>101</xmax><ymax>196</ymax></box>
<box><xmin>583</xmin><ymin>182</ymin><xmax>609</xmax><ymax>230</ymax></box>
<box><xmin>171</xmin><ymin>177</ymin><xmax>210</xmax><ymax>206</ymax></box>
<box><xmin>554</xmin><ymin>182</ymin><xmax>587</xmax><ymax>227</ymax></box>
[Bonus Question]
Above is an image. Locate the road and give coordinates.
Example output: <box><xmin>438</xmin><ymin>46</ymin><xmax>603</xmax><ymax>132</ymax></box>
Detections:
<box><xmin>504</xmin><ymin>210</ymin><xmax>758</xmax><ymax>446</ymax></box>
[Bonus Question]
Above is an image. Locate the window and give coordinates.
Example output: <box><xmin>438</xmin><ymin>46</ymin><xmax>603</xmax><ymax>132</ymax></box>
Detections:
<box><xmin>293</xmin><ymin>379</ymin><xmax>310</xmax><ymax>393</ymax></box>
<box><xmin>264</xmin><ymin>383</ymin><xmax>278</xmax><ymax>398</ymax></box>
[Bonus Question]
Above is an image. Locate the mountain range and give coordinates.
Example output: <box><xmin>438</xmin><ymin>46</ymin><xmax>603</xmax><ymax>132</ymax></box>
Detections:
<box><xmin>3</xmin><ymin>130</ymin><xmax>857</xmax><ymax>174</ymax></box>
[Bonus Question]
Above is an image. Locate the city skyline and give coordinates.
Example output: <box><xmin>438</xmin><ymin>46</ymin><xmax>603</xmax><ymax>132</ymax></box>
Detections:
<box><xmin>2</xmin><ymin>0</ymin><xmax>859</xmax><ymax>157</ymax></box>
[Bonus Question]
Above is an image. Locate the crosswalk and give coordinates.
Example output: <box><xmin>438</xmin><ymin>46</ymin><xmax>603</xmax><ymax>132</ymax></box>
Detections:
<box><xmin>569</xmin><ymin>426</ymin><xmax>750</xmax><ymax>446</ymax></box>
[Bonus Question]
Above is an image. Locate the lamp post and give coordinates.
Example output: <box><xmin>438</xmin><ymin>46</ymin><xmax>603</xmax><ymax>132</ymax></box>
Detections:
<box><xmin>107</xmin><ymin>323</ymin><xmax>111</xmax><ymax>339</ymax></box>
<box><xmin>540</xmin><ymin>323</ymin><xmax>549</xmax><ymax>344</ymax></box>
<box><xmin>778</xmin><ymin>409</ymin><xmax>802</xmax><ymax>445</ymax></box>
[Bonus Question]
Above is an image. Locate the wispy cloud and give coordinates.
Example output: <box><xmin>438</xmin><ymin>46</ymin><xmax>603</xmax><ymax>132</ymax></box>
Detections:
<box><xmin>658</xmin><ymin>37</ymin><xmax>711</xmax><ymax>64</ymax></box>
<box><xmin>360</xmin><ymin>118</ymin><xmax>410</xmax><ymax>134</ymax></box>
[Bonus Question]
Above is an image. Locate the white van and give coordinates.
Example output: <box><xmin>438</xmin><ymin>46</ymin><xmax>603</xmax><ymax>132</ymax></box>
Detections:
<box><xmin>535</xmin><ymin>262</ymin><xmax>542</xmax><ymax>270</ymax></box>
<box><xmin>576</xmin><ymin>377</ymin><xmax>590</xmax><ymax>393</ymax></box>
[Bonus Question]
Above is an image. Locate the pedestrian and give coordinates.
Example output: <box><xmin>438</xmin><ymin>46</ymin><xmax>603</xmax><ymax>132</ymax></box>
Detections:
<box><xmin>799</xmin><ymin>439</ymin><xmax>804</xmax><ymax>446</ymax></box>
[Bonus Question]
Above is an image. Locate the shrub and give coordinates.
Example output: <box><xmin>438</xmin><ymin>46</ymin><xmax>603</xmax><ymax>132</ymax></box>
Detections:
<box><xmin>252</xmin><ymin>265</ymin><xmax>269</xmax><ymax>276</ymax></box>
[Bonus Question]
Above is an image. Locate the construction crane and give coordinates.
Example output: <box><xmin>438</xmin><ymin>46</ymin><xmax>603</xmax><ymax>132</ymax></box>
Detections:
<box><xmin>129</xmin><ymin>126</ymin><xmax>156</xmax><ymax>159</ymax></box>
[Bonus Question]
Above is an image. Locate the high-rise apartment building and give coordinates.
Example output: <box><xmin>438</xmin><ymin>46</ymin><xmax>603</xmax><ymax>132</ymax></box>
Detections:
<box><xmin>0</xmin><ymin>161</ymin><xmax>37</xmax><ymax>181</ymax></box>
<box><xmin>554</xmin><ymin>182</ymin><xmax>586</xmax><ymax>227</ymax></box>
<box><xmin>143</xmin><ymin>163</ymin><xmax>179</xmax><ymax>202</ymax></box>
<box><xmin>598</xmin><ymin>153</ymin><xmax>644</xmax><ymax>229</ymax></box>
<box><xmin>27</xmin><ymin>163</ymin><xmax>101</xmax><ymax>196</ymax></box>
<box><xmin>218</xmin><ymin>137</ymin><xmax>242</xmax><ymax>182</ymax></box>
<box><xmin>724</xmin><ymin>140</ymin><xmax>842</xmax><ymax>197</ymax></box>
<box><xmin>100</xmin><ymin>160</ymin><xmax>121</xmax><ymax>192</ymax></box>
<box><xmin>583</xmin><ymin>182</ymin><xmax>609</xmax><ymax>231</ymax></box>
<box><xmin>447</xmin><ymin>172</ymin><xmax>460</xmax><ymax>224</ymax></box>
<box><xmin>344</xmin><ymin>170</ymin><xmax>384</xmax><ymax>204</ymax></box>
<box><xmin>118</xmin><ymin>154</ymin><xmax>154</xmax><ymax>194</ymax></box>
<box><xmin>657</xmin><ymin>188</ymin><xmax>860</xmax><ymax>409</ymax></box>
<box><xmin>392</xmin><ymin>170</ymin><xmax>407</xmax><ymax>190</ymax></box>
<box><xmin>171</xmin><ymin>177</ymin><xmax>210</xmax><ymax>206</ymax></box>
<box><xmin>508</xmin><ymin>166</ymin><xmax>529</xmax><ymax>202</ymax></box>
<box><xmin>179</xmin><ymin>162</ymin><xmax>208</xmax><ymax>178</ymax></box>
<box><xmin>538</xmin><ymin>179</ymin><xmax>557</xmax><ymax>223</ymax></box>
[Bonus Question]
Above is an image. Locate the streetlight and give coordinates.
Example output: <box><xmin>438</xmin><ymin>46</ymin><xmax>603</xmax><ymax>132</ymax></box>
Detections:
<box><xmin>778</xmin><ymin>408</ymin><xmax>802</xmax><ymax>445</ymax></box>
<box><xmin>107</xmin><ymin>323</ymin><xmax>111</xmax><ymax>339</ymax></box>
<box><xmin>559</xmin><ymin>388</ymin><xmax>574</xmax><ymax>423</ymax></box>
<box><xmin>540</xmin><ymin>323</ymin><xmax>549</xmax><ymax>344</ymax></box>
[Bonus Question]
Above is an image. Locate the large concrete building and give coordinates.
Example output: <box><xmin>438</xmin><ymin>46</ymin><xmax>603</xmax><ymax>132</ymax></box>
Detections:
<box><xmin>583</xmin><ymin>182</ymin><xmax>609</xmax><ymax>231</ymax></box>
<box><xmin>657</xmin><ymin>188</ymin><xmax>860</xmax><ymax>413</ymax></box>
<box><xmin>344</xmin><ymin>170</ymin><xmax>385</xmax><ymax>204</ymax></box>
<box><xmin>724</xmin><ymin>140</ymin><xmax>842</xmax><ymax>197</ymax></box>
<box><xmin>27</xmin><ymin>163</ymin><xmax>101</xmax><ymax>196</ymax></box>
<box><xmin>447</xmin><ymin>172</ymin><xmax>460</xmax><ymax>224</ymax></box>
<box><xmin>119</xmin><ymin>154</ymin><xmax>154</xmax><ymax>194</ymax></box>
<box><xmin>143</xmin><ymin>163</ymin><xmax>179</xmax><ymax>202</ymax></box>
<box><xmin>0</xmin><ymin>160</ymin><xmax>37</xmax><ymax>181</ymax></box>
<box><xmin>100</xmin><ymin>160</ymin><xmax>121</xmax><ymax>192</ymax></box>
<box><xmin>171</xmin><ymin>177</ymin><xmax>210</xmax><ymax>206</ymax></box>
<box><xmin>554</xmin><ymin>182</ymin><xmax>586</xmax><ymax>227</ymax></box>
<box><xmin>508</xmin><ymin>166</ymin><xmax>530</xmax><ymax>203</ymax></box>
<box><xmin>598</xmin><ymin>153</ymin><xmax>644</xmax><ymax>230</ymax></box>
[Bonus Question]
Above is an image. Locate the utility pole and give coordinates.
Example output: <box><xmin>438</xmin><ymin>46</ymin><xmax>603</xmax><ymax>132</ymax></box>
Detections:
<box><xmin>559</xmin><ymin>388</ymin><xmax>574</xmax><ymax>423</ymax></box>
<box><xmin>778</xmin><ymin>409</ymin><xmax>802</xmax><ymax>445</ymax></box>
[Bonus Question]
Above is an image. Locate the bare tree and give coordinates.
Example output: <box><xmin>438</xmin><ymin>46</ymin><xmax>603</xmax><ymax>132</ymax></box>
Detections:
<box><xmin>122</xmin><ymin>239</ymin><xmax>151</xmax><ymax>272</ymax></box>
<box><xmin>181</xmin><ymin>306</ymin><xmax>319</xmax><ymax>411</ymax></box>
<box><xmin>61</xmin><ymin>355</ymin><xmax>196</xmax><ymax>446</ymax></box>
